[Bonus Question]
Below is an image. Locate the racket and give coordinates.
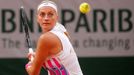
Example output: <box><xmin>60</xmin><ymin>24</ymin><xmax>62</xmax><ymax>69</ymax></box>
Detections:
<box><xmin>20</xmin><ymin>6</ymin><xmax>34</xmax><ymax>61</ymax></box>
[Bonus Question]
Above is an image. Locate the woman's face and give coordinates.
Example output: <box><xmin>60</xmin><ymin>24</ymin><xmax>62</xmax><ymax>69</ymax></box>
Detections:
<box><xmin>37</xmin><ymin>6</ymin><xmax>58</xmax><ymax>32</ymax></box>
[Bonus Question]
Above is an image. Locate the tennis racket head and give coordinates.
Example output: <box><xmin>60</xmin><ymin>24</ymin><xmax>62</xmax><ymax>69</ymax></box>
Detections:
<box><xmin>20</xmin><ymin>6</ymin><xmax>32</xmax><ymax>48</ymax></box>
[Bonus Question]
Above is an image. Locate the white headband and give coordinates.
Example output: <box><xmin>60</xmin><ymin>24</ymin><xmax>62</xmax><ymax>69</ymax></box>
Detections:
<box><xmin>37</xmin><ymin>1</ymin><xmax>57</xmax><ymax>12</ymax></box>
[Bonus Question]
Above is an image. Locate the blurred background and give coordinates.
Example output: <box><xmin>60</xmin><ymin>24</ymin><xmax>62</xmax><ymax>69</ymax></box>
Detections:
<box><xmin>0</xmin><ymin>0</ymin><xmax>134</xmax><ymax>75</ymax></box>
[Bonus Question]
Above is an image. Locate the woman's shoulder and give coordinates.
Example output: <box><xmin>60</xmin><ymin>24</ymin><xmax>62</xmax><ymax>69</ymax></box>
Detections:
<box><xmin>38</xmin><ymin>32</ymin><xmax>60</xmax><ymax>46</ymax></box>
<box><xmin>38</xmin><ymin>32</ymin><xmax>62</xmax><ymax>55</ymax></box>
<box><xmin>40</xmin><ymin>32</ymin><xmax>57</xmax><ymax>41</ymax></box>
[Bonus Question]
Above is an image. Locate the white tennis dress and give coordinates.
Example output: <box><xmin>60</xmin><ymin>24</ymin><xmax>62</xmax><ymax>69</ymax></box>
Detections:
<box><xmin>42</xmin><ymin>23</ymin><xmax>83</xmax><ymax>75</ymax></box>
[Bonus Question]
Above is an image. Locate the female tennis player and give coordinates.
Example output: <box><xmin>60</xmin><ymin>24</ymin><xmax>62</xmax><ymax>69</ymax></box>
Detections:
<box><xmin>25</xmin><ymin>0</ymin><xmax>83</xmax><ymax>75</ymax></box>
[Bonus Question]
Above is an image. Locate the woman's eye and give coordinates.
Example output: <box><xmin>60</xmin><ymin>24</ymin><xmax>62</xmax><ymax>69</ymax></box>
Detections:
<box><xmin>40</xmin><ymin>13</ymin><xmax>45</xmax><ymax>17</ymax></box>
<box><xmin>48</xmin><ymin>13</ymin><xmax>54</xmax><ymax>17</ymax></box>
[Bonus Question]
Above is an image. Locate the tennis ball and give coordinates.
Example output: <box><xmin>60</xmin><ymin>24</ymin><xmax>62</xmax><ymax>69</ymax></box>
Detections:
<box><xmin>79</xmin><ymin>2</ymin><xmax>91</xmax><ymax>14</ymax></box>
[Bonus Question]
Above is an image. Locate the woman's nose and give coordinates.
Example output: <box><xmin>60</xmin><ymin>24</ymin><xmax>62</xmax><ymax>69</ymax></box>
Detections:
<box><xmin>43</xmin><ymin>15</ymin><xmax>49</xmax><ymax>20</ymax></box>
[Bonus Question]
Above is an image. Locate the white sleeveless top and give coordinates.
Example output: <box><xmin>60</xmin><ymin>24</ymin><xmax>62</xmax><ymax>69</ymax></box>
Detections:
<box><xmin>42</xmin><ymin>23</ymin><xmax>83</xmax><ymax>75</ymax></box>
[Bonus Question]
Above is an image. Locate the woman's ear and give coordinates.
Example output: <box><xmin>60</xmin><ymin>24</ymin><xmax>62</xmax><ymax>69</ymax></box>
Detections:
<box><xmin>56</xmin><ymin>15</ymin><xmax>59</xmax><ymax>21</ymax></box>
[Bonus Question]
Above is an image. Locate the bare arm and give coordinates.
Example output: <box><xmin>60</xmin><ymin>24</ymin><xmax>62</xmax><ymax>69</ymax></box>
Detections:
<box><xmin>26</xmin><ymin>32</ymin><xmax>61</xmax><ymax>75</ymax></box>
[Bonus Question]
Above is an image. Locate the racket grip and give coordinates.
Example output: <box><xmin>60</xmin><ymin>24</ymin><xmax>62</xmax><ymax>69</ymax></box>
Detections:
<box><xmin>28</xmin><ymin>48</ymin><xmax>34</xmax><ymax>61</ymax></box>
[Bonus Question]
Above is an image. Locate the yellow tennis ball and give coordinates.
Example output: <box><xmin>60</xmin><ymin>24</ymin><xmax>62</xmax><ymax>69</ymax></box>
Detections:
<box><xmin>79</xmin><ymin>2</ymin><xmax>91</xmax><ymax>14</ymax></box>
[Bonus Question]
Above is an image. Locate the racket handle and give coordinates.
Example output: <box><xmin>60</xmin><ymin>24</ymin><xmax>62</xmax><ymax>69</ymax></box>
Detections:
<box><xmin>28</xmin><ymin>48</ymin><xmax>34</xmax><ymax>61</ymax></box>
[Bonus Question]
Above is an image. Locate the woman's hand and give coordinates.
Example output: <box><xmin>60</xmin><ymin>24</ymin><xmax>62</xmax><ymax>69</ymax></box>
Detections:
<box><xmin>25</xmin><ymin>61</ymin><xmax>33</xmax><ymax>75</ymax></box>
<box><xmin>27</xmin><ymin>52</ymin><xmax>35</xmax><ymax>61</ymax></box>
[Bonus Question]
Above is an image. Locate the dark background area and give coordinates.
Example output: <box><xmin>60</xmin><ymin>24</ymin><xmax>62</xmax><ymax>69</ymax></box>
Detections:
<box><xmin>0</xmin><ymin>57</ymin><xmax>134</xmax><ymax>75</ymax></box>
